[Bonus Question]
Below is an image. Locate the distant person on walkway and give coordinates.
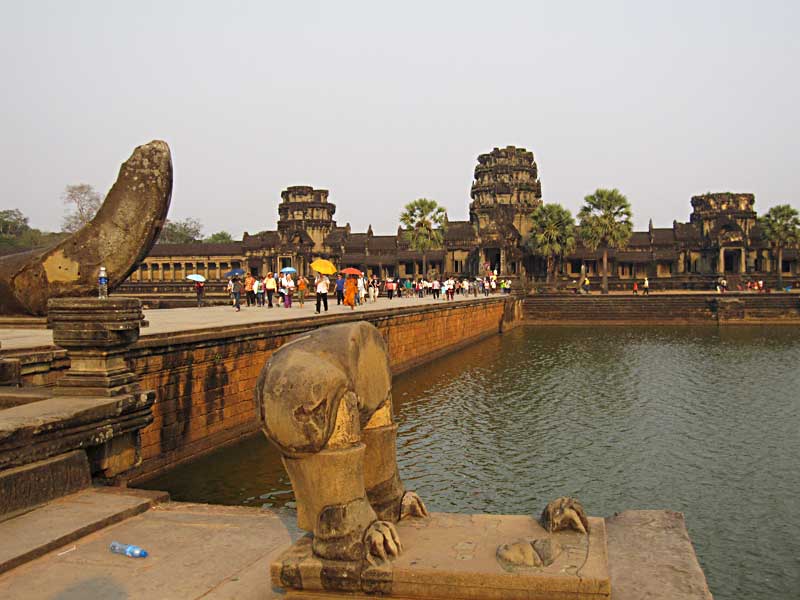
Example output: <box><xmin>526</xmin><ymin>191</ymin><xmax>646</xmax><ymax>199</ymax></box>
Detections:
<box><xmin>252</xmin><ymin>276</ymin><xmax>261</xmax><ymax>306</ymax></box>
<box><xmin>404</xmin><ymin>278</ymin><xmax>413</xmax><ymax>298</ymax></box>
<box><xmin>195</xmin><ymin>280</ymin><xmax>204</xmax><ymax>306</ymax></box>
<box><xmin>265</xmin><ymin>273</ymin><xmax>277</xmax><ymax>308</ymax></box>
<box><xmin>356</xmin><ymin>275</ymin><xmax>366</xmax><ymax>306</ymax></box>
<box><xmin>283</xmin><ymin>273</ymin><xmax>295</xmax><ymax>308</ymax></box>
<box><xmin>314</xmin><ymin>273</ymin><xmax>330</xmax><ymax>314</ymax></box>
<box><xmin>296</xmin><ymin>275</ymin><xmax>308</xmax><ymax>308</ymax></box>
<box><xmin>432</xmin><ymin>278</ymin><xmax>441</xmax><ymax>300</ymax></box>
<box><xmin>582</xmin><ymin>277</ymin><xmax>590</xmax><ymax>294</ymax></box>
<box><xmin>231</xmin><ymin>277</ymin><xmax>242</xmax><ymax>312</ymax></box>
<box><xmin>368</xmin><ymin>275</ymin><xmax>380</xmax><ymax>302</ymax></box>
<box><xmin>344</xmin><ymin>274</ymin><xmax>357</xmax><ymax>310</ymax></box>
<box><xmin>632</xmin><ymin>281</ymin><xmax>638</xmax><ymax>295</ymax></box>
<box><xmin>226</xmin><ymin>278</ymin><xmax>234</xmax><ymax>305</ymax></box>
<box><xmin>643</xmin><ymin>277</ymin><xmax>650</xmax><ymax>296</ymax></box>
<box><xmin>335</xmin><ymin>273</ymin><xmax>345</xmax><ymax>305</ymax></box>
<box><xmin>385</xmin><ymin>278</ymin><xmax>396</xmax><ymax>300</ymax></box>
<box><xmin>254</xmin><ymin>276</ymin><xmax>264</xmax><ymax>306</ymax></box>
<box><xmin>244</xmin><ymin>272</ymin><xmax>256</xmax><ymax>306</ymax></box>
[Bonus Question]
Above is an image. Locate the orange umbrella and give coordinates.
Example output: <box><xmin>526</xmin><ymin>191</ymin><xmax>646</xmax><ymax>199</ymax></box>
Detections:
<box><xmin>340</xmin><ymin>267</ymin><xmax>363</xmax><ymax>275</ymax></box>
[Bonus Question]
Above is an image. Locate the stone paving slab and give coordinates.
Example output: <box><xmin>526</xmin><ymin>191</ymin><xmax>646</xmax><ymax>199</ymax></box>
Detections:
<box><xmin>0</xmin><ymin>295</ymin><xmax>489</xmax><ymax>352</ymax></box>
<box><xmin>0</xmin><ymin>487</ymin><xmax>167</xmax><ymax>575</ymax></box>
<box><xmin>0</xmin><ymin>501</ymin><xmax>298</xmax><ymax>600</ymax></box>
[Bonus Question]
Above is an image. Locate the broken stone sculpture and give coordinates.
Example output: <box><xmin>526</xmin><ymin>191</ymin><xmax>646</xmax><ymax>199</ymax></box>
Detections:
<box><xmin>496</xmin><ymin>496</ymin><xmax>588</xmax><ymax>571</ymax></box>
<box><xmin>256</xmin><ymin>321</ymin><xmax>428</xmax><ymax>567</ymax></box>
<box><xmin>0</xmin><ymin>141</ymin><xmax>172</xmax><ymax>316</ymax></box>
<box><xmin>541</xmin><ymin>496</ymin><xmax>589</xmax><ymax>534</ymax></box>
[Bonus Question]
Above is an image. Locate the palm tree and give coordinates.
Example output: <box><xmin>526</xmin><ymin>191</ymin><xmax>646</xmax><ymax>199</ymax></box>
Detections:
<box><xmin>526</xmin><ymin>204</ymin><xmax>576</xmax><ymax>286</ymax></box>
<box><xmin>399</xmin><ymin>198</ymin><xmax>447</xmax><ymax>276</ymax></box>
<box><xmin>761</xmin><ymin>204</ymin><xmax>800</xmax><ymax>289</ymax></box>
<box><xmin>578</xmin><ymin>188</ymin><xmax>633</xmax><ymax>294</ymax></box>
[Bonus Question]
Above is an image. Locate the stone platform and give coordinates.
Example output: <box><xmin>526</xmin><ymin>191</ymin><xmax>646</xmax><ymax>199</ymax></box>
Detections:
<box><xmin>274</xmin><ymin>513</ymin><xmax>610</xmax><ymax>599</ymax></box>
<box><xmin>0</xmin><ymin>496</ymin><xmax>711</xmax><ymax>600</ymax></box>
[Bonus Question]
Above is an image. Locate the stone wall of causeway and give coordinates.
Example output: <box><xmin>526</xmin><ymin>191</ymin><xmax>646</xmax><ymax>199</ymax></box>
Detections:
<box><xmin>523</xmin><ymin>294</ymin><xmax>800</xmax><ymax>324</ymax></box>
<box><xmin>48</xmin><ymin>297</ymin><xmax>510</xmax><ymax>482</ymax></box>
<box><xmin>129</xmin><ymin>297</ymin><xmax>514</xmax><ymax>481</ymax></box>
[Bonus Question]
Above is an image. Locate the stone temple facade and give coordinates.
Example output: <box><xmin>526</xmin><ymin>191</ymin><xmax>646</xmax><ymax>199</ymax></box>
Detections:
<box><xmin>129</xmin><ymin>146</ymin><xmax>798</xmax><ymax>289</ymax></box>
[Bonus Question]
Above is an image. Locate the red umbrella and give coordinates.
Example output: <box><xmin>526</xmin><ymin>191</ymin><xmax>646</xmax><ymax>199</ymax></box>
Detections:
<box><xmin>340</xmin><ymin>267</ymin><xmax>363</xmax><ymax>275</ymax></box>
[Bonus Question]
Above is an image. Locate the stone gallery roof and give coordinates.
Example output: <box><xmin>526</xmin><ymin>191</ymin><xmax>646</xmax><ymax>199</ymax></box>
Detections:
<box><xmin>149</xmin><ymin>242</ymin><xmax>243</xmax><ymax>256</ymax></box>
<box><xmin>444</xmin><ymin>221</ymin><xmax>478</xmax><ymax>242</ymax></box>
<box><xmin>368</xmin><ymin>236</ymin><xmax>398</xmax><ymax>253</ymax></box>
<box><xmin>243</xmin><ymin>231</ymin><xmax>280</xmax><ymax>249</ymax></box>
<box><xmin>651</xmin><ymin>229</ymin><xmax>676</xmax><ymax>245</ymax></box>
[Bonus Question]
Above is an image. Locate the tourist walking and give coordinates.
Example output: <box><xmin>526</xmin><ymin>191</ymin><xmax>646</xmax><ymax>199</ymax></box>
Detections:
<box><xmin>432</xmin><ymin>278</ymin><xmax>441</xmax><ymax>300</ymax></box>
<box><xmin>195</xmin><ymin>280</ymin><xmax>204</xmax><ymax>307</ymax></box>
<box><xmin>283</xmin><ymin>273</ymin><xmax>295</xmax><ymax>308</ymax></box>
<box><xmin>335</xmin><ymin>273</ymin><xmax>345</xmax><ymax>305</ymax></box>
<box><xmin>244</xmin><ymin>272</ymin><xmax>256</xmax><ymax>307</ymax></box>
<box><xmin>632</xmin><ymin>281</ymin><xmax>638</xmax><ymax>295</ymax></box>
<box><xmin>368</xmin><ymin>275</ymin><xmax>380</xmax><ymax>302</ymax></box>
<box><xmin>356</xmin><ymin>275</ymin><xmax>366</xmax><ymax>306</ymax></box>
<box><xmin>265</xmin><ymin>272</ymin><xmax>277</xmax><ymax>307</ymax></box>
<box><xmin>344</xmin><ymin>274</ymin><xmax>357</xmax><ymax>310</ymax></box>
<box><xmin>643</xmin><ymin>277</ymin><xmax>650</xmax><ymax>296</ymax></box>
<box><xmin>226</xmin><ymin>278</ymin><xmax>234</xmax><ymax>305</ymax></box>
<box><xmin>386</xmin><ymin>278</ymin><xmax>395</xmax><ymax>300</ymax></box>
<box><xmin>254</xmin><ymin>276</ymin><xmax>265</xmax><ymax>306</ymax></box>
<box><xmin>231</xmin><ymin>277</ymin><xmax>242</xmax><ymax>312</ymax></box>
<box><xmin>315</xmin><ymin>273</ymin><xmax>330</xmax><ymax>314</ymax></box>
<box><xmin>297</xmin><ymin>275</ymin><xmax>308</xmax><ymax>308</ymax></box>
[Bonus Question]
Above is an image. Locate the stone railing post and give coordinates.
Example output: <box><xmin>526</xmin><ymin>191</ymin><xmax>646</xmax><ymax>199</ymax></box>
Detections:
<box><xmin>47</xmin><ymin>297</ymin><xmax>143</xmax><ymax>397</ymax></box>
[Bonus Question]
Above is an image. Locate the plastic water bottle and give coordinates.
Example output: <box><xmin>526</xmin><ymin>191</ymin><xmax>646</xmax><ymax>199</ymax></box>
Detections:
<box><xmin>98</xmin><ymin>266</ymin><xmax>109</xmax><ymax>299</ymax></box>
<box><xmin>109</xmin><ymin>541</ymin><xmax>148</xmax><ymax>558</ymax></box>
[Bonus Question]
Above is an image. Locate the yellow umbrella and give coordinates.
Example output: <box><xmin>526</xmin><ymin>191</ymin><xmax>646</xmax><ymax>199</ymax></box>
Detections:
<box><xmin>310</xmin><ymin>258</ymin><xmax>337</xmax><ymax>275</ymax></box>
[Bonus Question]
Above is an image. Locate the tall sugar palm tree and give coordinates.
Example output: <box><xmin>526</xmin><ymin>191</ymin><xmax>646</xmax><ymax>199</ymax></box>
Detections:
<box><xmin>761</xmin><ymin>204</ymin><xmax>800</xmax><ymax>289</ymax></box>
<box><xmin>399</xmin><ymin>198</ymin><xmax>447</xmax><ymax>276</ymax></box>
<box><xmin>578</xmin><ymin>188</ymin><xmax>633</xmax><ymax>294</ymax></box>
<box><xmin>526</xmin><ymin>203</ymin><xmax>576</xmax><ymax>286</ymax></box>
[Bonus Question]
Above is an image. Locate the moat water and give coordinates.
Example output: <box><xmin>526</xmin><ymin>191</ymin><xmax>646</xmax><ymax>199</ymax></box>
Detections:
<box><xmin>140</xmin><ymin>326</ymin><xmax>800</xmax><ymax>600</ymax></box>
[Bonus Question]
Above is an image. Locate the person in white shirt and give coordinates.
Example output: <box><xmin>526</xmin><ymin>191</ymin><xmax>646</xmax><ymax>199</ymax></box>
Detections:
<box><xmin>314</xmin><ymin>274</ymin><xmax>330</xmax><ymax>313</ymax></box>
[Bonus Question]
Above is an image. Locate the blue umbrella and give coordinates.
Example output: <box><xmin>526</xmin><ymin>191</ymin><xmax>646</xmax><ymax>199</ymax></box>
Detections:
<box><xmin>280</xmin><ymin>267</ymin><xmax>297</xmax><ymax>274</ymax></box>
<box><xmin>223</xmin><ymin>268</ymin><xmax>245</xmax><ymax>278</ymax></box>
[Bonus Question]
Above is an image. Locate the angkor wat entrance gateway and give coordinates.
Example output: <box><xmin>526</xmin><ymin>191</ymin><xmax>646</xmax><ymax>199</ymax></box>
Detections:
<box><xmin>128</xmin><ymin>146</ymin><xmax>797</xmax><ymax>290</ymax></box>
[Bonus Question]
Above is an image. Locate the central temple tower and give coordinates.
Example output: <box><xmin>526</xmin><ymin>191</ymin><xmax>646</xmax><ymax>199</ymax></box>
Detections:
<box><xmin>277</xmin><ymin>186</ymin><xmax>336</xmax><ymax>253</ymax></box>
<box><xmin>469</xmin><ymin>146</ymin><xmax>542</xmax><ymax>276</ymax></box>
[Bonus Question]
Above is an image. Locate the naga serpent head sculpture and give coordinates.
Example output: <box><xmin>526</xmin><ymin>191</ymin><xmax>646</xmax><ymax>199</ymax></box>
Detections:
<box><xmin>0</xmin><ymin>141</ymin><xmax>172</xmax><ymax>316</ymax></box>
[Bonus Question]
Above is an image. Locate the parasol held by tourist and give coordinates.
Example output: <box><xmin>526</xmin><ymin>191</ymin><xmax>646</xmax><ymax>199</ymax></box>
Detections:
<box><xmin>340</xmin><ymin>267</ymin><xmax>363</xmax><ymax>275</ymax></box>
<box><xmin>280</xmin><ymin>267</ymin><xmax>298</xmax><ymax>274</ymax></box>
<box><xmin>186</xmin><ymin>274</ymin><xmax>206</xmax><ymax>282</ymax></box>
<box><xmin>310</xmin><ymin>259</ymin><xmax>337</xmax><ymax>275</ymax></box>
<box><xmin>223</xmin><ymin>268</ymin><xmax>245</xmax><ymax>278</ymax></box>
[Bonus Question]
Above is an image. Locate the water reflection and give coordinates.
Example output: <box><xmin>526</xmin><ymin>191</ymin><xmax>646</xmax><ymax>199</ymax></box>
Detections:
<box><xmin>139</xmin><ymin>325</ymin><xmax>800</xmax><ymax>600</ymax></box>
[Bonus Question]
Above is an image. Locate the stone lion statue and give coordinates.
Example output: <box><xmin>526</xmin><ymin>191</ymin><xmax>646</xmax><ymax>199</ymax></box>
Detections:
<box><xmin>256</xmin><ymin>321</ymin><xmax>427</xmax><ymax>565</ymax></box>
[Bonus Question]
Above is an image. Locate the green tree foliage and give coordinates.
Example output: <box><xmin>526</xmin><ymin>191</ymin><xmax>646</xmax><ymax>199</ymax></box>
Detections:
<box><xmin>204</xmin><ymin>231</ymin><xmax>234</xmax><ymax>243</ymax></box>
<box><xmin>157</xmin><ymin>218</ymin><xmax>204</xmax><ymax>244</ymax></box>
<box><xmin>0</xmin><ymin>209</ymin><xmax>65</xmax><ymax>255</ymax></box>
<box><xmin>62</xmin><ymin>184</ymin><xmax>102</xmax><ymax>233</ymax></box>
<box><xmin>0</xmin><ymin>209</ymin><xmax>29</xmax><ymax>236</ymax></box>
<box><xmin>526</xmin><ymin>204</ymin><xmax>576</xmax><ymax>286</ymax></box>
<box><xmin>761</xmin><ymin>204</ymin><xmax>800</xmax><ymax>288</ymax></box>
<box><xmin>578</xmin><ymin>188</ymin><xmax>633</xmax><ymax>294</ymax></box>
<box><xmin>399</xmin><ymin>198</ymin><xmax>447</xmax><ymax>276</ymax></box>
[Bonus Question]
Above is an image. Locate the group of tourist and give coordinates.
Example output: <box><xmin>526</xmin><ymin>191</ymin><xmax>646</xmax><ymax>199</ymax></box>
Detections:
<box><xmin>206</xmin><ymin>272</ymin><xmax>507</xmax><ymax>312</ymax></box>
<box><xmin>632</xmin><ymin>277</ymin><xmax>650</xmax><ymax>295</ymax></box>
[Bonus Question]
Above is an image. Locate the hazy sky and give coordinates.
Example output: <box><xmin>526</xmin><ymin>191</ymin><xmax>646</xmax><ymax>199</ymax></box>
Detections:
<box><xmin>2</xmin><ymin>1</ymin><xmax>798</xmax><ymax>238</ymax></box>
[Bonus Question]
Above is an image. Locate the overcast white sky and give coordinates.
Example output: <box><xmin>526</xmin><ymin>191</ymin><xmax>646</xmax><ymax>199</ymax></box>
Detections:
<box><xmin>1</xmin><ymin>1</ymin><xmax>798</xmax><ymax>238</ymax></box>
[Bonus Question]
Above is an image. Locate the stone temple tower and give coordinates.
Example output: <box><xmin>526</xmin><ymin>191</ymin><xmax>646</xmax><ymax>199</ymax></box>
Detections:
<box><xmin>277</xmin><ymin>186</ymin><xmax>336</xmax><ymax>253</ymax></box>
<box><xmin>469</xmin><ymin>146</ymin><xmax>542</xmax><ymax>276</ymax></box>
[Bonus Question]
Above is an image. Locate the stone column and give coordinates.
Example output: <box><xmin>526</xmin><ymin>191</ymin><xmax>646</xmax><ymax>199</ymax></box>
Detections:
<box><xmin>500</xmin><ymin>248</ymin><xmax>507</xmax><ymax>275</ymax></box>
<box><xmin>48</xmin><ymin>298</ymin><xmax>143</xmax><ymax>397</ymax></box>
<box><xmin>740</xmin><ymin>248</ymin><xmax>746</xmax><ymax>273</ymax></box>
<box><xmin>718</xmin><ymin>248</ymin><xmax>725</xmax><ymax>274</ymax></box>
